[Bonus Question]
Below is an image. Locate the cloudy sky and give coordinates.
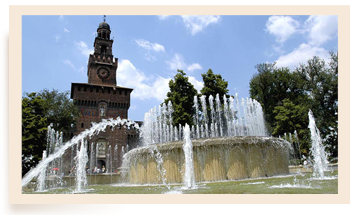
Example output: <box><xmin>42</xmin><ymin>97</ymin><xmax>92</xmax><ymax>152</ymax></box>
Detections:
<box><xmin>22</xmin><ymin>15</ymin><xmax>338</xmax><ymax>121</ymax></box>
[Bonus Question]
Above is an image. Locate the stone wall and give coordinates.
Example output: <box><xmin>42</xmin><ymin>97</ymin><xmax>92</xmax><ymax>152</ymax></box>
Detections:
<box><xmin>126</xmin><ymin>137</ymin><xmax>290</xmax><ymax>184</ymax></box>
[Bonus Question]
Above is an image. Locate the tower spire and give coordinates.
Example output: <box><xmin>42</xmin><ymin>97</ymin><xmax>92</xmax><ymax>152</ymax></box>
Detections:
<box><xmin>103</xmin><ymin>15</ymin><xmax>106</xmax><ymax>22</ymax></box>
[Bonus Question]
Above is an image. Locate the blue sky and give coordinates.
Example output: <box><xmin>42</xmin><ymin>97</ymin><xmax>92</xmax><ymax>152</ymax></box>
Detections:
<box><xmin>22</xmin><ymin>15</ymin><xmax>338</xmax><ymax>121</ymax></box>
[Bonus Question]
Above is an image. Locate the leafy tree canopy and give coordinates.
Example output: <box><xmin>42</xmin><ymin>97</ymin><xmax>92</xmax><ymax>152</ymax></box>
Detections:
<box><xmin>22</xmin><ymin>89</ymin><xmax>80</xmax><ymax>177</ymax></box>
<box><xmin>249</xmin><ymin>52</ymin><xmax>338</xmax><ymax>159</ymax></box>
<box><xmin>164</xmin><ymin>70</ymin><xmax>198</xmax><ymax>126</ymax></box>
<box><xmin>200</xmin><ymin>68</ymin><xmax>230</xmax><ymax>99</ymax></box>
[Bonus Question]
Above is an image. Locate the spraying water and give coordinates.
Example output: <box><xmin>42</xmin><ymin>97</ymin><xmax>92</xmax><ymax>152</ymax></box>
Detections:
<box><xmin>182</xmin><ymin>124</ymin><xmax>196</xmax><ymax>189</ymax></box>
<box><xmin>75</xmin><ymin>139</ymin><xmax>89</xmax><ymax>192</ymax></box>
<box><xmin>89</xmin><ymin>142</ymin><xmax>94</xmax><ymax>174</ymax></box>
<box><xmin>308</xmin><ymin>110</ymin><xmax>329</xmax><ymax>178</ymax></box>
<box><xmin>22</xmin><ymin>117</ymin><xmax>139</xmax><ymax>188</ymax></box>
<box><xmin>215</xmin><ymin>94</ymin><xmax>223</xmax><ymax>137</ymax></box>
<box><xmin>36</xmin><ymin>150</ymin><xmax>47</xmax><ymax>191</ymax></box>
<box><xmin>194</xmin><ymin>96</ymin><xmax>199</xmax><ymax>126</ymax></box>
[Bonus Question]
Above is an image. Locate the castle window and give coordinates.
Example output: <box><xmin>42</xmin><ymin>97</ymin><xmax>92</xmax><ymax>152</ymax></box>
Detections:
<box><xmin>108</xmin><ymin>89</ymin><xmax>110</xmax><ymax>94</ymax></box>
<box><xmin>101</xmin><ymin>45</ymin><xmax>107</xmax><ymax>54</ymax></box>
<box><xmin>81</xmin><ymin>123</ymin><xmax>84</xmax><ymax>128</ymax></box>
<box><xmin>99</xmin><ymin>104</ymin><xmax>106</xmax><ymax>117</ymax></box>
<box><xmin>78</xmin><ymin>86</ymin><xmax>81</xmax><ymax>91</ymax></box>
<box><xmin>125</xmin><ymin>90</ymin><xmax>127</xmax><ymax>95</ymax></box>
<box><xmin>96</xmin><ymin>88</ymin><xmax>99</xmax><ymax>93</ymax></box>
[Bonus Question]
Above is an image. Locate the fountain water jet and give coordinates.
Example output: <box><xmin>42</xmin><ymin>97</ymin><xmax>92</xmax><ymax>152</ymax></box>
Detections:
<box><xmin>182</xmin><ymin>124</ymin><xmax>196</xmax><ymax>189</ymax></box>
<box><xmin>22</xmin><ymin>117</ymin><xmax>140</xmax><ymax>188</ymax></box>
<box><xmin>36</xmin><ymin>150</ymin><xmax>47</xmax><ymax>192</ymax></box>
<box><xmin>75</xmin><ymin>139</ymin><xmax>88</xmax><ymax>192</ymax></box>
<box><xmin>308</xmin><ymin>110</ymin><xmax>329</xmax><ymax>178</ymax></box>
<box><xmin>122</xmin><ymin>93</ymin><xmax>290</xmax><ymax>185</ymax></box>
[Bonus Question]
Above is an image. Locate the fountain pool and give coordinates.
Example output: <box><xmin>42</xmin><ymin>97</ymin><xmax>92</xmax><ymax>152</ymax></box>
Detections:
<box><xmin>22</xmin><ymin>168</ymin><xmax>338</xmax><ymax>194</ymax></box>
<box><xmin>21</xmin><ymin>94</ymin><xmax>337</xmax><ymax>194</ymax></box>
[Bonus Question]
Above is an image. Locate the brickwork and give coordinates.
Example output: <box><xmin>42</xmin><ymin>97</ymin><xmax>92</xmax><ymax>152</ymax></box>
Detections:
<box><xmin>64</xmin><ymin>19</ymin><xmax>140</xmax><ymax>175</ymax></box>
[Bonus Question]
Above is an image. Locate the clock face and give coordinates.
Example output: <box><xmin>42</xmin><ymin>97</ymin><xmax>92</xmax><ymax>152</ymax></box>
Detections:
<box><xmin>97</xmin><ymin>68</ymin><xmax>110</xmax><ymax>79</ymax></box>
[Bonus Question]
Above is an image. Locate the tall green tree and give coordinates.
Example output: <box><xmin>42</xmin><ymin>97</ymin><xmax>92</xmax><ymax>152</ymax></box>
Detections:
<box><xmin>295</xmin><ymin>53</ymin><xmax>338</xmax><ymax>158</ymax></box>
<box><xmin>22</xmin><ymin>93</ymin><xmax>48</xmax><ymax>176</ymax></box>
<box><xmin>272</xmin><ymin>99</ymin><xmax>310</xmax><ymax>155</ymax></box>
<box><xmin>250</xmin><ymin>63</ymin><xmax>310</xmax><ymax>134</ymax></box>
<box><xmin>22</xmin><ymin>89</ymin><xmax>80</xmax><ymax>177</ymax></box>
<box><xmin>200</xmin><ymin>69</ymin><xmax>231</xmax><ymax>123</ymax></box>
<box><xmin>37</xmin><ymin>89</ymin><xmax>80</xmax><ymax>133</ymax></box>
<box><xmin>164</xmin><ymin>70</ymin><xmax>198</xmax><ymax>126</ymax></box>
<box><xmin>200</xmin><ymin>69</ymin><xmax>230</xmax><ymax>99</ymax></box>
<box><xmin>249</xmin><ymin>53</ymin><xmax>338</xmax><ymax>159</ymax></box>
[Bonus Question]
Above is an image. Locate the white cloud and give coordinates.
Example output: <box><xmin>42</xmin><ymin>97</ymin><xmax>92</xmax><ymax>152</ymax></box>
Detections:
<box><xmin>188</xmin><ymin>76</ymin><xmax>204</xmax><ymax>92</ymax></box>
<box><xmin>64</xmin><ymin>28</ymin><xmax>70</xmax><ymax>33</ymax></box>
<box><xmin>118</xmin><ymin>59</ymin><xmax>171</xmax><ymax>102</ymax></box>
<box><xmin>180</xmin><ymin>15</ymin><xmax>221</xmax><ymax>35</ymax></box>
<box><xmin>63</xmin><ymin>60</ymin><xmax>75</xmax><ymax>69</ymax></box>
<box><xmin>268</xmin><ymin>15</ymin><xmax>337</xmax><ymax>68</ymax></box>
<box><xmin>266</xmin><ymin>16</ymin><xmax>300</xmax><ymax>43</ymax></box>
<box><xmin>118</xmin><ymin>59</ymin><xmax>204</xmax><ymax>102</ymax></box>
<box><xmin>54</xmin><ymin>35</ymin><xmax>61</xmax><ymax>42</ymax></box>
<box><xmin>63</xmin><ymin>60</ymin><xmax>86</xmax><ymax>74</ymax></box>
<box><xmin>58</xmin><ymin>15</ymin><xmax>65</xmax><ymax>21</ymax></box>
<box><xmin>305</xmin><ymin>15</ymin><xmax>338</xmax><ymax>46</ymax></box>
<box><xmin>166</xmin><ymin>53</ymin><xmax>187</xmax><ymax>71</ymax></box>
<box><xmin>166</xmin><ymin>53</ymin><xmax>203</xmax><ymax>73</ymax></box>
<box><xmin>144</xmin><ymin>53</ymin><xmax>157</xmax><ymax>62</ymax></box>
<box><xmin>158</xmin><ymin>15</ymin><xmax>171</xmax><ymax>20</ymax></box>
<box><xmin>275</xmin><ymin>43</ymin><xmax>330</xmax><ymax>68</ymax></box>
<box><xmin>187</xmin><ymin>63</ymin><xmax>203</xmax><ymax>72</ymax></box>
<box><xmin>158</xmin><ymin>15</ymin><xmax>221</xmax><ymax>35</ymax></box>
<box><xmin>135</xmin><ymin>39</ymin><xmax>165</xmax><ymax>52</ymax></box>
<box><xmin>74</xmin><ymin>41</ymin><xmax>94</xmax><ymax>57</ymax></box>
<box><xmin>78</xmin><ymin>66</ymin><xmax>85</xmax><ymax>74</ymax></box>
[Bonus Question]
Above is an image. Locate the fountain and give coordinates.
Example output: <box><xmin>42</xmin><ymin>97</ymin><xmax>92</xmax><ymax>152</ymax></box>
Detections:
<box><xmin>22</xmin><ymin>117</ymin><xmax>140</xmax><ymax>189</ymax></box>
<box><xmin>122</xmin><ymin>94</ymin><xmax>291</xmax><ymax>185</ymax></box>
<box><xmin>22</xmin><ymin>93</ymin><xmax>293</xmax><ymax>192</ymax></box>
<box><xmin>182</xmin><ymin>124</ymin><xmax>196</xmax><ymax>189</ymax></box>
<box><xmin>308</xmin><ymin>110</ymin><xmax>329</xmax><ymax>178</ymax></box>
<box><xmin>75</xmin><ymin>139</ymin><xmax>88</xmax><ymax>192</ymax></box>
<box><xmin>36</xmin><ymin>150</ymin><xmax>47</xmax><ymax>192</ymax></box>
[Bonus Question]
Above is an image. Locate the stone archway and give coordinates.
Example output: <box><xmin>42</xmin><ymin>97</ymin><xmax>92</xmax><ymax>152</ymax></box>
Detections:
<box><xmin>97</xmin><ymin>159</ymin><xmax>106</xmax><ymax>169</ymax></box>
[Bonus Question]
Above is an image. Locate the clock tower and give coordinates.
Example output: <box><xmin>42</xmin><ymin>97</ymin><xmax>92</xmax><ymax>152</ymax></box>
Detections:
<box><xmin>67</xmin><ymin>17</ymin><xmax>140</xmax><ymax>174</ymax></box>
<box><xmin>87</xmin><ymin>16</ymin><xmax>118</xmax><ymax>86</ymax></box>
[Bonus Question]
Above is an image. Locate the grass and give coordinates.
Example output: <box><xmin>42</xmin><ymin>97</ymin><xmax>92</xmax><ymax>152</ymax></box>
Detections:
<box><xmin>24</xmin><ymin>170</ymin><xmax>338</xmax><ymax>194</ymax></box>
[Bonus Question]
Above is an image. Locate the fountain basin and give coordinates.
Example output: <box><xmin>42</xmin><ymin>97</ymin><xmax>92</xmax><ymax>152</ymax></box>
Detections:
<box><xmin>22</xmin><ymin>174</ymin><xmax>124</xmax><ymax>192</ymax></box>
<box><xmin>124</xmin><ymin>136</ymin><xmax>290</xmax><ymax>184</ymax></box>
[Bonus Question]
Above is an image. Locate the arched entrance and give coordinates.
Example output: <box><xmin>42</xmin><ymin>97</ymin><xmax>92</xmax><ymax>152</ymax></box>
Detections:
<box><xmin>97</xmin><ymin>160</ymin><xmax>106</xmax><ymax>170</ymax></box>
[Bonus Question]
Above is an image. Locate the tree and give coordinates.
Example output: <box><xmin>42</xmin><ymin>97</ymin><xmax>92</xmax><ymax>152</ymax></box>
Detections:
<box><xmin>22</xmin><ymin>89</ymin><xmax>80</xmax><ymax>177</ymax></box>
<box><xmin>200</xmin><ymin>69</ymin><xmax>231</xmax><ymax>124</ymax></box>
<box><xmin>295</xmin><ymin>53</ymin><xmax>338</xmax><ymax>158</ymax></box>
<box><xmin>164</xmin><ymin>70</ymin><xmax>198</xmax><ymax>126</ymax></box>
<box><xmin>37</xmin><ymin>89</ymin><xmax>80</xmax><ymax>133</ymax></box>
<box><xmin>250</xmin><ymin>63</ymin><xmax>310</xmax><ymax>134</ymax></box>
<box><xmin>200</xmin><ymin>69</ymin><xmax>230</xmax><ymax>99</ymax></box>
<box><xmin>249</xmin><ymin>53</ymin><xmax>338</xmax><ymax>160</ymax></box>
<box><xmin>272</xmin><ymin>99</ymin><xmax>310</xmax><ymax>156</ymax></box>
<box><xmin>22</xmin><ymin>93</ymin><xmax>48</xmax><ymax>176</ymax></box>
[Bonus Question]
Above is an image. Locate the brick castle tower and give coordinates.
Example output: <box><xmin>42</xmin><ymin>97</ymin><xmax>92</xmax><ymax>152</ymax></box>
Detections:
<box><xmin>66</xmin><ymin>17</ymin><xmax>140</xmax><ymax>174</ymax></box>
